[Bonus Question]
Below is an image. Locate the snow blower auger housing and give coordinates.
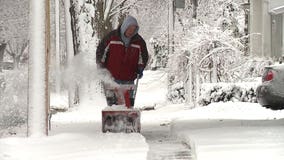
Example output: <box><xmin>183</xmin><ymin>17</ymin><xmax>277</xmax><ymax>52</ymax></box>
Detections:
<box><xmin>102</xmin><ymin>79</ymin><xmax>141</xmax><ymax>133</ymax></box>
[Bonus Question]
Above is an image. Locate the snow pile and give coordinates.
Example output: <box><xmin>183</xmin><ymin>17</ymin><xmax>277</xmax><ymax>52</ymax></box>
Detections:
<box><xmin>198</xmin><ymin>82</ymin><xmax>260</xmax><ymax>106</ymax></box>
<box><xmin>50</xmin><ymin>92</ymin><xmax>69</xmax><ymax>110</ymax></box>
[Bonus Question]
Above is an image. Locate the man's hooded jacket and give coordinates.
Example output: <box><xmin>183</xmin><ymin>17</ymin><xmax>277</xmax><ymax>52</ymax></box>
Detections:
<box><xmin>96</xmin><ymin>16</ymin><xmax>149</xmax><ymax>81</ymax></box>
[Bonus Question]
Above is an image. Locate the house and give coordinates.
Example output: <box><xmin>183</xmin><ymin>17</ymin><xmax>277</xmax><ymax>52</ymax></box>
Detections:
<box><xmin>250</xmin><ymin>0</ymin><xmax>284</xmax><ymax>59</ymax></box>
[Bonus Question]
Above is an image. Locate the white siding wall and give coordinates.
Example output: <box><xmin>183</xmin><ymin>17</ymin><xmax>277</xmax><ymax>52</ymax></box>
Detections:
<box><xmin>263</xmin><ymin>0</ymin><xmax>272</xmax><ymax>57</ymax></box>
<box><xmin>270</xmin><ymin>0</ymin><xmax>284</xmax><ymax>11</ymax></box>
<box><xmin>250</xmin><ymin>0</ymin><xmax>264</xmax><ymax>57</ymax></box>
<box><xmin>250</xmin><ymin>0</ymin><xmax>284</xmax><ymax>58</ymax></box>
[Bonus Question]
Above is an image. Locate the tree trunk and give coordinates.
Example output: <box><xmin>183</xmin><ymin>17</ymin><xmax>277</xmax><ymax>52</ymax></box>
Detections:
<box><xmin>186</xmin><ymin>63</ymin><xmax>193</xmax><ymax>103</ymax></box>
<box><xmin>69</xmin><ymin>0</ymin><xmax>79</xmax><ymax>55</ymax></box>
<box><xmin>68</xmin><ymin>0</ymin><xmax>81</xmax><ymax>107</ymax></box>
<box><xmin>93</xmin><ymin>0</ymin><xmax>113</xmax><ymax>40</ymax></box>
<box><xmin>64</xmin><ymin>0</ymin><xmax>77</xmax><ymax>108</ymax></box>
<box><xmin>55</xmin><ymin>0</ymin><xmax>61</xmax><ymax>94</ymax></box>
<box><xmin>194</xmin><ymin>63</ymin><xmax>200</xmax><ymax>106</ymax></box>
<box><xmin>64</xmin><ymin>0</ymin><xmax>74</xmax><ymax>64</ymax></box>
<box><xmin>191</xmin><ymin>0</ymin><xmax>198</xmax><ymax>19</ymax></box>
<box><xmin>244</xmin><ymin>0</ymin><xmax>250</xmax><ymax>56</ymax></box>
<box><xmin>0</xmin><ymin>43</ymin><xmax>6</xmax><ymax>72</ymax></box>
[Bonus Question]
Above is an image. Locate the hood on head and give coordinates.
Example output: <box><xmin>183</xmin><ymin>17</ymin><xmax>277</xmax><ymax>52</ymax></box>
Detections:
<box><xmin>120</xmin><ymin>15</ymin><xmax>139</xmax><ymax>38</ymax></box>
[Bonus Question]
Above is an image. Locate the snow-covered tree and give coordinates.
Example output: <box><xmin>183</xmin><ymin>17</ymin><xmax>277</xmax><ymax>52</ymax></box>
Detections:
<box><xmin>0</xmin><ymin>0</ymin><xmax>30</xmax><ymax>137</ymax></box>
<box><xmin>0</xmin><ymin>69</ymin><xmax>28</xmax><ymax>137</ymax></box>
<box><xmin>69</xmin><ymin>0</ymin><xmax>138</xmax><ymax>54</ymax></box>
<box><xmin>128</xmin><ymin>0</ymin><xmax>169</xmax><ymax>69</ymax></box>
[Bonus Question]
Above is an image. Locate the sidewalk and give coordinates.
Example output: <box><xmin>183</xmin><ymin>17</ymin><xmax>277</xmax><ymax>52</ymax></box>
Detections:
<box><xmin>171</xmin><ymin>118</ymin><xmax>284</xmax><ymax>160</ymax></box>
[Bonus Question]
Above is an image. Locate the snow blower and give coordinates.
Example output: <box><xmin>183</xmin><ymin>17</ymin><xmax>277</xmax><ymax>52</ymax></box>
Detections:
<box><xmin>102</xmin><ymin>76</ymin><xmax>141</xmax><ymax>133</ymax></box>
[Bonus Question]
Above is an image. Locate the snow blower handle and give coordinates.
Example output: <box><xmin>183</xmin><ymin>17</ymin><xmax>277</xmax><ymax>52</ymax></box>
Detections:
<box><xmin>133</xmin><ymin>74</ymin><xmax>140</xmax><ymax>100</ymax></box>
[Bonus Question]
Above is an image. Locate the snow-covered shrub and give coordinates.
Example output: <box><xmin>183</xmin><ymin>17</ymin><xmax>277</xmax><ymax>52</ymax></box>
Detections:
<box><xmin>166</xmin><ymin>0</ymin><xmax>271</xmax><ymax>104</ymax></box>
<box><xmin>149</xmin><ymin>36</ymin><xmax>169</xmax><ymax>70</ymax></box>
<box><xmin>166</xmin><ymin>51</ymin><xmax>189</xmax><ymax>103</ymax></box>
<box><xmin>0</xmin><ymin>69</ymin><xmax>28</xmax><ymax>134</ymax></box>
<box><xmin>198</xmin><ymin>82</ymin><xmax>260</xmax><ymax>106</ymax></box>
<box><xmin>167</xmin><ymin>79</ymin><xmax>186</xmax><ymax>104</ymax></box>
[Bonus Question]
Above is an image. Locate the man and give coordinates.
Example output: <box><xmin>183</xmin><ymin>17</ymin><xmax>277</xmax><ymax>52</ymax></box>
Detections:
<box><xmin>96</xmin><ymin>15</ymin><xmax>149</xmax><ymax>106</ymax></box>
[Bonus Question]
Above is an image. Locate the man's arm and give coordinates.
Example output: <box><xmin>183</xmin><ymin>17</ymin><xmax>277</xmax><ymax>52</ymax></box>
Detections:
<box><xmin>136</xmin><ymin>37</ymin><xmax>149</xmax><ymax>79</ymax></box>
<box><xmin>96</xmin><ymin>32</ymin><xmax>113</xmax><ymax>67</ymax></box>
<box><xmin>140</xmin><ymin>38</ymin><xmax>149</xmax><ymax>68</ymax></box>
<box><xmin>96</xmin><ymin>37</ymin><xmax>107</xmax><ymax>67</ymax></box>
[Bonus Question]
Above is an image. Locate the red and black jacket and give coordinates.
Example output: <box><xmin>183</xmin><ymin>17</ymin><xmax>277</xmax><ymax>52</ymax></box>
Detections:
<box><xmin>96</xmin><ymin>27</ymin><xmax>149</xmax><ymax>81</ymax></box>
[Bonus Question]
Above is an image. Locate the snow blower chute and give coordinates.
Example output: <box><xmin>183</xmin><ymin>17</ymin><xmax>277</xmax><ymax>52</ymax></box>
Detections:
<box><xmin>102</xmin><ymin>76</ymin><xmax>141</xmax><ymax>133</ymax></box>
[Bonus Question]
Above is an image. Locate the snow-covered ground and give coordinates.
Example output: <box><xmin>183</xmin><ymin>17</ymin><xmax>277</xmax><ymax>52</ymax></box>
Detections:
<box><xmin>170</xmin><ymin>102</ymin><xmax>284</xmax><ymax>160</ymax></box>
<box><xmin>1</xmin><ymin>70</ymin><xmax>284</xmax><ymax>160</ymax></box>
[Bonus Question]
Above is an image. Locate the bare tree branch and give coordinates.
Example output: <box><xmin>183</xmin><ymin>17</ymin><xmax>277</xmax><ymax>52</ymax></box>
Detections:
<box><xmin>109</xmin><ymin>3</ymin><xmax>132</xmax><ymax>18</ymax></box>
<box><xmin>104</xmin><ymin>0</ymin><xmax>114</xmax><ymax>21</ymax></box>
<box><xmin>110</xmin><ymin>0</ymin><xmax>127</xmax><ymax>13</ymax></box>
<box><xmin>6</xmin><ymin>41</ymin><xmax>15</xmax><ymax>57</ymax></box>
<box><xmin>20</xmin><ymin>40</ymin><xmax>29</xmax><ymax>56</ymax></box>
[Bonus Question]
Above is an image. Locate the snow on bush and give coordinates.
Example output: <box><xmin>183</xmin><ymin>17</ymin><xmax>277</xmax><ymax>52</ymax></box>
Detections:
<box><xmin>149</xmin><ymin>36</ymin><xmax>169</xmax><ymax>70</ymax></box>
<box><xmin>166</xmin><ymin>0</ymin><xmax>272</xmax><ymax>104</ymax></box>
<box><xmin>198</xmin><ymin>82</ymin><xmax>260</xmax><ymax>106</ymax></box>
<box><xmin>166</xmin><ymin>52</ymin><xmax>188</xmax><ymax>103</ymax></box>
<box><xmin>167</xmin><ymin>81</ymin><xmax>186</xmax><ymax>104</ymax></box>
<box><xmin>0</xmin><ymin>68</ymin><xmax>28</xmax><ymax>136</ymax></box>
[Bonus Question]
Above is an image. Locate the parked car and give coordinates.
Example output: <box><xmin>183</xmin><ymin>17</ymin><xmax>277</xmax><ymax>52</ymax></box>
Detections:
<box><xmin>256</xmin><ymin>64</ymin><xmax>284</xmax><ymax>110</ymax></box>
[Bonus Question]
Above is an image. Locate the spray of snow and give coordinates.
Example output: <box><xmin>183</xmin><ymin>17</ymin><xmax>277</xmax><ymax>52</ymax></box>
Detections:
<box><xmin>62</xmin><ymin>53</ymin><xmax>118</xmax><ymax>87</ymax></box>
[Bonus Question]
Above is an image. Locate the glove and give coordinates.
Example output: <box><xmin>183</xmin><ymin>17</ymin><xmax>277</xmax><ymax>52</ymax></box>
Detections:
<box><xmin>137</xmin><ymin>67</ymin><xmax>144</xmax><ymax>79</ymax></box>
<box><xmin>96</xmin><ymin>62</ymin><xmax>105</xmax><ymax>69</ymax></box>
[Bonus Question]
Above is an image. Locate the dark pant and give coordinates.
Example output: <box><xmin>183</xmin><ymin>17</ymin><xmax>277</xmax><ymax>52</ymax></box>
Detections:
<box><xmin>105</xmin><ymin>80</ymin><xmax>136</xmax><ymax>107</ymax></box>
<box><xmin>106</xmin><ymin>90</ymin><xmax>135</xmax><ymax>107</ymax></box>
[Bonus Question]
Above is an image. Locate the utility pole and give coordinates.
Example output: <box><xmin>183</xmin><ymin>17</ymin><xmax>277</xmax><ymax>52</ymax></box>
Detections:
<box><xmin>28</xmin><ymin>0</ymin><xmax>50</xmax><ymax>136</ymax></box>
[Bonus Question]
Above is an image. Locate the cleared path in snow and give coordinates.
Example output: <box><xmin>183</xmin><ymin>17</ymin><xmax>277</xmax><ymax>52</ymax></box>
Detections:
<box><xmin>137</xmin><ymin>70</ymin><xmax>192</xmax><ymax>159</ymax></box>
<box><xmin>142</xmin><ymin>123</ymin><xmax>192</xmax><ymax>160</ymax></box>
